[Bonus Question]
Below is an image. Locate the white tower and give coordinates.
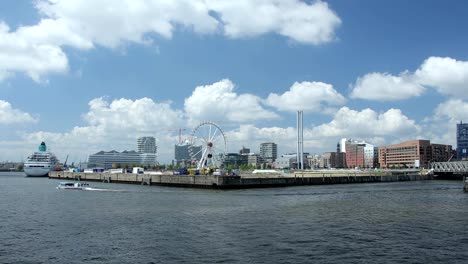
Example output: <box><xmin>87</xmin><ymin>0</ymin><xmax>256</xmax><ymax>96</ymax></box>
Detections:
<box><xmin>297</xmin><ymin>111</ymin><xmax>304</xmax><ymax>170</ymax></box>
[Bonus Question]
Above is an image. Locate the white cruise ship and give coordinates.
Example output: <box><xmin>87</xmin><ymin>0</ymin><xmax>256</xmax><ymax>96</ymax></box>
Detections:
<box><xmin>24</xmin><ymin>142</ymin><xmax>59</xmax><ymax>177</ymax></box>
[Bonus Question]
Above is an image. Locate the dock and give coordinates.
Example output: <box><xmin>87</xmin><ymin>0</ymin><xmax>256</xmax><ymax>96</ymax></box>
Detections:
<box><xmin>49</xmin><ymin>170</ymin><xmax>432</xmax><ymax>189</ymax></box>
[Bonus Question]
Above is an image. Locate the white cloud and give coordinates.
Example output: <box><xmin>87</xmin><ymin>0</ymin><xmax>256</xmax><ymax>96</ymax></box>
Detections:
<box><xmin>350</xmin><ymin>56</ymin><xmax>468</xmax><ymax>101</ymax></box>
<box><xmin>84</xmin><ymin>97</ymin><xmax>183</xmax><ymax>132</ymax></box>
<box><xmin>266</xmin><ymin>81</ymin><xmax>346</xmax><ymax>112</ymax></box>
<box><xmin>20</xmin><ymin>97</ymin><xmax>184</xmax><ymax>163</ymax></box>
<box><xmin>421</xmin><ymin>99</ymin><xmax>468</xmax><ymax>146</ymax></box>
<box><xmin>350</xmin><ymin>72</ymin><xmax>425</xmax><ymax>101</ymax></box>
<box><xmin>0</xmin><ymin>0</ymin><xmax>341</xmax><ymax>82</ymax></box>
<box><xmin>433</xmin><ymin>99</ymin><xmax>468</xmax><ymax>121</ymax></box>
<box><xmin>0</xmin><ymin>22</ymin><xmax>69</xmax><ymax>82</ymax></box>
<box><xmin>184</xmin><ymin>79</ymin><xmax>279</xmax><ymax>124</ymax></box>
<box><xmin>0</xmin><ymin>100</ymin><xmax>38</xmax><ymax>124</ymax></box>
<box><xmin>415</xmin><ymin>56</ymin><xmax>468</xmax><ymax>99</ymax></box>
<box><xmin>207</xmin><ymin>0</ymin><xmax>341</xmax><ymax>44</ymax></box>
<box><xmin>36</xmin><ymin>0</ymin><xmax>341</xmax><ymax>47</ymax></box>
<box><xmin>225</xmin><ymin>107</ymin><xmax>420</xmax><ymax>156</ymax></box>
<box><xmin>35</xmin><ymin>0</ymin><xmax>219</xmax><ymax>48</ymax></box>
<box><xmin>311</xmin><ymin>107</ymin><xmax>420</xmax><ymax>139</ymax></box>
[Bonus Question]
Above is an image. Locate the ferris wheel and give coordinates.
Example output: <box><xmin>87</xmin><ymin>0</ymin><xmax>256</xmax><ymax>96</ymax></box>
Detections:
<box><xmin>189</xmin><ymin>121</ymin><xmax>227</xmax><ymax>170</ymax></box>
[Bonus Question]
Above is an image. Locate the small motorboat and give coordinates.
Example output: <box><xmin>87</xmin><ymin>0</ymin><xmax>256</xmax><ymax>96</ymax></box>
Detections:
<box><xmin>56</xmin><ymin>182</ymin><xmax>90</xmax><ymax>190</ymax></box>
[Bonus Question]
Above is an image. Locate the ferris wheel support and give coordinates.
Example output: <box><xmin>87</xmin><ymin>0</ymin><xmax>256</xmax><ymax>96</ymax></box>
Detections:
<box><xmin>189</xmin><ymin>121</ymin><xmax>227</xmax><ymax>170</ymax></box>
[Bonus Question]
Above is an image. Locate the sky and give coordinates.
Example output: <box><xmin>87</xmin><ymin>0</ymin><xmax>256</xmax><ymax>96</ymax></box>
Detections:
<box><xmin>1</xmin><ymin>0</ymin><xmax>468</xmax><ymax>164</ymax></box>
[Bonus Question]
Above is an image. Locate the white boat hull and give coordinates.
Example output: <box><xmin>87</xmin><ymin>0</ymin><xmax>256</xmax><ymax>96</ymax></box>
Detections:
<box><xmin>24</xmin><ymin>167</ymin><xmax>52</xmax><ymax>177</ymax></box>
<box><xmin>56</xmin><ymin>182</ymin><xmax>89</xmax><ymax>190</ymax></box>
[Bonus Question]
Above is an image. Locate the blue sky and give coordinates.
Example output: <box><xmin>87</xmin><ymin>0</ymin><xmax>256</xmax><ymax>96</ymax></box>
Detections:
<box><xmin>1</xmin><ymin>0</ymin><xmax>468</xmax><ymax>164</ymax></box>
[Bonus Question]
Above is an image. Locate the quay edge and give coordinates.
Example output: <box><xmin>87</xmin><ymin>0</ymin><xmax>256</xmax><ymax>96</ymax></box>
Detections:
<box><xmin>49</xmin><ymin>171</ymin><xmax>433</xmax><ymax>189</ymax></box>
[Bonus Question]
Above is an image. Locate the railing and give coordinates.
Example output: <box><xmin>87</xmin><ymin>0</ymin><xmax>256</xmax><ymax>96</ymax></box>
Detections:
<box><xmin>431</xmin><ymin>161</ymin><xmax>468</xmax><ymax>173</ymax></box>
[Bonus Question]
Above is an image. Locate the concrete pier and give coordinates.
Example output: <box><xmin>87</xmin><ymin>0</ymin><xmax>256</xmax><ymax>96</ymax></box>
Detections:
<box><xmin>49</xmin><ymin>170</ymin><xmax>432</xmax><ymax>189</ymax></box>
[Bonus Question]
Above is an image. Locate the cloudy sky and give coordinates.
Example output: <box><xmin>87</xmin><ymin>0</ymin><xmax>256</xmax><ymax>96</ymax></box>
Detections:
<box><xmin>1</xmin><ymin>0</ymin><xmax>468</xmax><ymax>164</ymax></box>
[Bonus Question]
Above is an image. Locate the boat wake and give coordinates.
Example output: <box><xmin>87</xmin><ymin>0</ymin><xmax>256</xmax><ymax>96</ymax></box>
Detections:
<box><xmin>83</xmin><ymin>187</ymin><xmax>126</xmax><ymax>192</ymax></box>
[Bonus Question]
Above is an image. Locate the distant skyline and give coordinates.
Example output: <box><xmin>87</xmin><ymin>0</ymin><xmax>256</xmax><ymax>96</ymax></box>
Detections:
<box><xmin>1</xmin><ymin>0</ymin><xmax>468</xmax><ymax>164</ymax></box>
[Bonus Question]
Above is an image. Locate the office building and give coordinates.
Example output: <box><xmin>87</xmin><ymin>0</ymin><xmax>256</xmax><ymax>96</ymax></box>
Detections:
<box><xmin>260</xmin><ymin>142</ymin><xmax>278</xmax><ymax>163</ymax></box>
<box><xmin>223</xmin><ymin>153</ymin><xmax>248</xmax><ymax>168</ymax></box>
<box><xmin>378</xmin><ymin>140</ymin><xmax>452</xmax><ymax>169</ymax></box>
<box><xmin>174</xmin><ymin>142</ymin><xmax>202</xmax><ymax>166</ymax></box>
<box><xmin>431</xmin><ymin>144</ymin><xmax>452</xmax><ymax>162</ymax></box>
<box><xmin>275</xmin><ymin>154</ymin><xmax>297</xmax><ymax>169</ymax></box>
<box><xmin>239</xmin><ymin>147</ymin><xmax>250</xmax><ymax>155</ymax></box>
<box><xmin>88</xmin><ymin>150</ymin><xmax>157</xmax><ymax>169</ymax></box>
<box><xmin>137</xmin><ymin>137</ymin><xmax>157</xmax><ymax>153</ymax></box>
<box><xmin>457</xmin><ymin>121</ymin><xmax>468</xmax><ymax>160</ymax></box>
<box><xmin>248</xmin><ymin>154</ymin><xmax>263</xmax><ymax>167</ymax></box>
<box><xmin>321</xmin><ymin>152</ymin><xmax>346</xmax><ymax>169</ymax></box>
<box><xmin>345</xmin><ymin>143</ymin><xmax>365</xmax><ymax>168</ymax></box>
<box><xmin>88</xmin><ymin>137</ymin><xmax>158</xmax><ymax>169</ymax></box>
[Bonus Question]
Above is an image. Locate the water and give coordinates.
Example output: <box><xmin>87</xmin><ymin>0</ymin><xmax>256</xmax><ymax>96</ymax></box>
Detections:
<box><xmin>1</xmin><ymin>172</ymin><xmax>467</xmax><ymax>263</ymax></box>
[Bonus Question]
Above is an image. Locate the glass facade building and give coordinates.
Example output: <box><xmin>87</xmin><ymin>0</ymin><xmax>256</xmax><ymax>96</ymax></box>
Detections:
<box><xmin>260</xmin><ymin>142</ymin><xmax>277</xmax><ymax>163</ymax></box>
<box><xmin>88</xmin><ymin>137</ymin><xmax>158</xmax><ymax>169</ymax></box>
<box><xmin>174</xmin><ymin>143</ymin><xmax>202</xmax><ymax>166</ymax></box>
<box><xmin>457</xmin><ymin>121</ymin><xmax>468</xmax><ymax>160</ymax></box>
<box><xmin>88</xmin><ymin>150</ymin><xmax>157</xmax><ymax>169</ymax></box>
<box><xmin>137</xmin><ymin>137</ymin><xmax>157</xmax><ymax>154</ymax></box>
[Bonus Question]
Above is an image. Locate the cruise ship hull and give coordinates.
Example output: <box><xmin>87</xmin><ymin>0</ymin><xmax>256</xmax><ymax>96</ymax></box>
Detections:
<box><xmin>24</xmin><ymin>167</ymin><xmax>52</xmax><ymax>177</ymax></box>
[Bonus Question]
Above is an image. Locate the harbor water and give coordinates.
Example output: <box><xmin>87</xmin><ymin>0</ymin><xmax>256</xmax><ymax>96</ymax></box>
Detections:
<box><xmin>1</xmin><ymin>172</ymin><xmax>467</xmax><ymax>263</ymax></box>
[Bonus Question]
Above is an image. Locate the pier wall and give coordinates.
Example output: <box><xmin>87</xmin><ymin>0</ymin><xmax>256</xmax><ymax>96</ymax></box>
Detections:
<box><xmin>49</xmin><ymin>171</ymin><xmax>432</xmax><ymax>189</ymax></box>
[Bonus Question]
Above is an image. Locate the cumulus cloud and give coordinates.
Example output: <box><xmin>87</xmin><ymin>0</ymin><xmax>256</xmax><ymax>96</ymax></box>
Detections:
<box><xmin>415</xmin><ymin>56</ymin><xmax>468</xmax><ymax>99</ymax></box>
<box><xmin>350</xmin><ymin>56</ymin><xmax>468</xmax><ymax>101</ymax></box>
<box><xmin>266</xmin><ymin>81</ymin><xmax>346</xmax><ymax>112</ymax></box>
<box><xmin>350</xmin><ymin>72</ymin><xmax>425</xmax><ymax>101</ymax></box>
<box><xmin>311</xmin><ymin>107</ymin><xmax>420</xmax><ymax>139</ymax></box>
<box><xmin>0</xmin><ymin>100</ymin><xmax>38</xmax><ymax>124</ymax></box>
<box><xmin>0</xmin><ymin>0</ymin><xmax>341</xmax><ymax>82</ymax></box>
<box><xmin>225</xmin><ymin>107</ymin><xmax>420</xmax><ymax>155</ymax></box>
<box><xmin>84</xmin><ymin>97</ymin><xmax>183</xmax><ymax>132</ymax></box>
<box><xmin>226</xmin><ymin>124</ymin><xmax>299</xmax><ymax>154</ymax></box>
<box><xmin>0</xmin><ymin>22</ymin><xmax>69</xmax><ymax>82</ymax></box>
<box><xmin>419</xmin><ymin>99</ymin><xmax>468</xmax><ymax>148</ymax></box>
<box><xmin>21</xmin><ymin>97</ymin><xmax>184</xmax><ymax>163</ymax></box>
<box><xmin>206</xmin><ymin>0</ymin><xmax>341</xmax><ymax>44</ymax></box>
<box><xmin>433</xmin><ymin>99</ymin><xmax>468</xmax><ymax>121</ymax></box>
<box><xmin>35</xmin><ymin>0</ymin><xmax>219</xmax><ymax>48</ymax></box>
<box><xmin>184</xmin><ymin>79</ymin><xmax>278</xmax><ymax>124</ymax></box>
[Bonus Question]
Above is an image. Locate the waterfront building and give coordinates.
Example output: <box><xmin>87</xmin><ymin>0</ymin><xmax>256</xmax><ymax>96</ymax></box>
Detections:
<box><xmin>457</xmin><ymin>121</ymin><xmax>468</xmax><ymax>160</ymax></box>
<box><xmin>307</xmin><ymin>154</ymin><xmax>322</xmax><ymax>169</ymax></box>
<box><xmin>337</xmin><ymin>138</ymin><xmax>349</xmax><ymax>153</ymax></box>
<box><xmin>174</xmin><ymin>141</ymin><xmax>202</xmax><ymax>167</ymax></box>
<box><xmin>223</xmin><ymin>153</ymin><xmax>248</xmax><ymax>168</ymax></box>
<box><xmin>320</xmin><ymin>152</ymin><xmax>346</xmax><ymax>169</ymax></box>
<box><xmin>88</xmin><ymin>137</ymin><xmax>158</xmax><ymax>169</ymax></box>
<box><xmin>248</xmin><ymin>154</ymin><xmax>263</xmax><ymax>167</ymax></box>
<box><xmin>378</xmin><ymin>140</ymin><xmax>452</xmax><ymax>169</ymax></box>
<box><xmin>260</xmin><ymin>142</ymin><xmax>278</xmax><ymax>163</ymax></box>
<box><xmin>338</xmin><ymin>138</ymin><xmax>376</xmax><ymax>168</ymax></box>
<box><xmin>345</xmin><ymin>143</ymin><xmax>365</xmax><ymax>168</ymax></box>
<box><xmin>336</xmin><ymin>152</ymin><xmax>346</xmax><ymax>168</ymax></box>
<box><xmin>431</xmin><ymin>144</ymin><xmax>452</xmax><ymax>162</ymax></box>
<box><xmin>320</xmin><ymin>153</ymin><xmax>332</xmax><ymax>169</ymax></box>
<box><xmin>364</xmin><ymin>144</ymin><xmax>378</xmax><ymax>168</ymax></box>
<box><xmin>137</xmin><ymin>137</ymin><xmax>157</xmax><ymax>154</ymax></box>
<box><xmin>88</xmin><ymin>150</ymin><xmax>157</xmax><ymax>169</ymax></box>
<box><xmin>275</xmin><ymin>154</ymin><xmax>296</xmax><ymax>169</ymax></box>
<box><xmin>275</xmin><ymin>153</ymin><xmax>308</xmax><ymax>169</ymax></box>
<box><xmin>239</xmin><ymin>147</ymin><xmax>250</xmax><ymax>155</ymax></box>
